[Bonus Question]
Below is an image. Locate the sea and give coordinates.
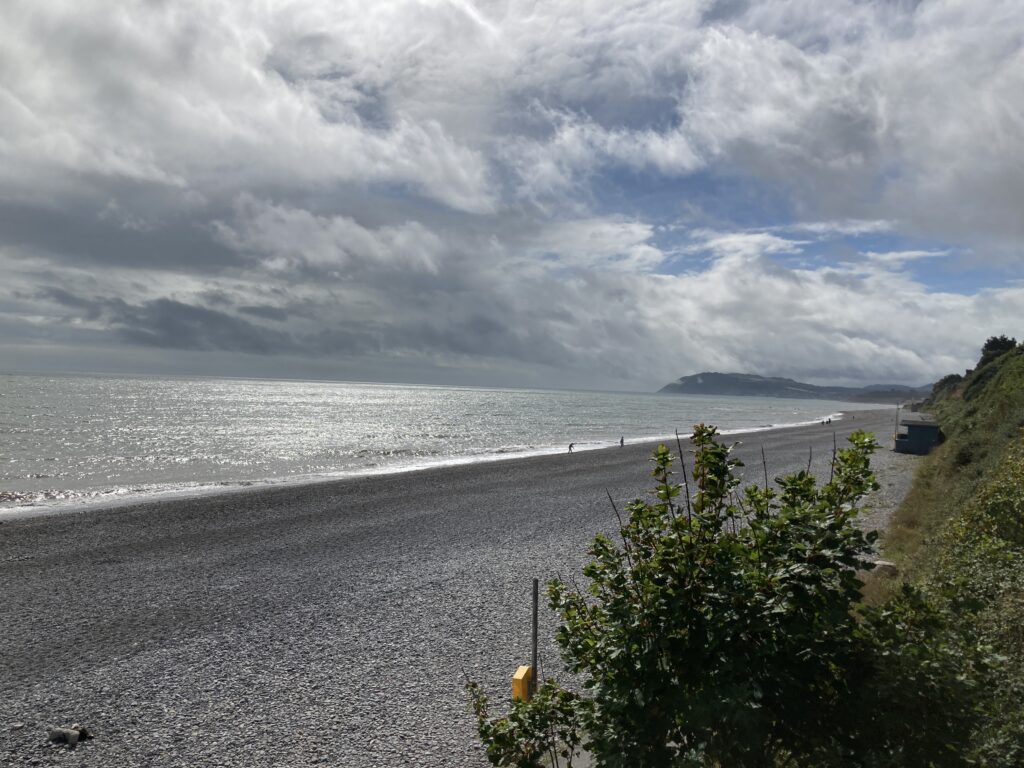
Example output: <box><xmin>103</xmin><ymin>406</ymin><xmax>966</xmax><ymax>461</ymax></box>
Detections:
<box><xmin>0</xmin><ymin>372</ymin><xmax>882</xmax><ymax>516</ymax></box>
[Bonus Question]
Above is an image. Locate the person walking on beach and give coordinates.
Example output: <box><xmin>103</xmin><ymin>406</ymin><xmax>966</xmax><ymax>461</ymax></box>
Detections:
<box><xmin>619</xmin><ymin>436</ymin><xmax>624</xmax><ymax>447</ymax></box>
<box><xmin>568</xmin><ymin>443</ymin><xmax>575</xmax><ymax>453</ymax></box>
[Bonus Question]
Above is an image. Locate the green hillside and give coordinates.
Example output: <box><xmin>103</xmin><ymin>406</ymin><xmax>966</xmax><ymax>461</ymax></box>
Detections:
<box><xmin>887</xmin><ymin>341</ymin><xmax>1024</xmax><ymax>565</ymax></box>
<box><xmin>658</xmin><ymin>371</ymin><xmax>931</xmax><ymax>403</ymax></box>
<box><xmin>882</xmin><ymin>339</ymin><xmax>1024</xmax><ymax>761</ymax></box>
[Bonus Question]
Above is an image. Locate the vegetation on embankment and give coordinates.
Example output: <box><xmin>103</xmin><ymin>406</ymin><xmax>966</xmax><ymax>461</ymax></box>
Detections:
<box><xmin>469</xmin><ymin>424</ymin><xmax>1005</xmax><ymax>766</ymax></box>
<box><xmin>885</xmin><ymin>338</ymin><xmax>1024</xmax><ymax>567</ymax></box>
<box><xmin>468</xmin><ymin>337</ymin><xmax>1024</xmax><ymax>767</ymax></box>
<box><xmin>880</xmin><ymin>336</ymin><xmax>1024</xmax><ymax>761</ymax></box>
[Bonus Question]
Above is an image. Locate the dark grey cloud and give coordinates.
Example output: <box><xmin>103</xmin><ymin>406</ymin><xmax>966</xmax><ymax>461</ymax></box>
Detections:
<box><xmin>35</xmin><ymin>288</ymin><xmax>105</xmax><ymax>321</ymax></box>
<box><xmin>110</xmin><ymin>298</ymin><xmax>292</xmax><ymax>355</ymax></box>
<box><xmin>237</xmin><ymin>305</ymin><xmax>289</xmax><ymax>321</ymax></box>
<box><xmin>37</xmin><ymin>289</ymin><xmax>293</xmax><ymax>355</ymax></box>
<box><xmin>0</xmin><ymin>201</ymin><xmax>243</xmax><ymax>273</ymax></box>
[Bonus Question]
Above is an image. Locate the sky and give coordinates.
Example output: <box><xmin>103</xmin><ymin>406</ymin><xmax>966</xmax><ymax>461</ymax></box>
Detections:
<box><xmin>1</xmin><ymin>0</ymin><xmax>1022</xmax><ymax>392</ymax></box>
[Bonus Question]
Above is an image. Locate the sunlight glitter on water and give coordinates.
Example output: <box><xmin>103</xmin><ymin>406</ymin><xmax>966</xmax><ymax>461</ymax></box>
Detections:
<box><xmin>0</xmin><ymin>373</ymin><xmax>879</xmax><ymax>513</ymax></box>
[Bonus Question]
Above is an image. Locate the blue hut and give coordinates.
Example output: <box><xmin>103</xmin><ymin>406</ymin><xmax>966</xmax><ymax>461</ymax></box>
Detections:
<box><xmin>894</xmin><ymin>416</ymin><xmax>943</xmax><ymax>455</ymax></box>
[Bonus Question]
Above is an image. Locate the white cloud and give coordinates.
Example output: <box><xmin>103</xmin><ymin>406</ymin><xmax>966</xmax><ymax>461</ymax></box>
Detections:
<box><xmin>0</xmin><ymin>1</ymin><xmax>496</xmax><ymax>212</ymax></box>
<box><xmin>632</xmin><ymin>234</ymin><xmax>1020</xmax><ymax>385</ymax></box>
<box><xmin>684</xmin><ymin>231</ymin><xmax>808</xmax><ymax>268</ymax></box>
<box><xmin>527</xmin><ymin>218</ymin><xmax>666</xmax><ymax>272</ymax></box>
<box><xmin>784</xmin><ymin>220</ymin><xmax>895</xmax><ymax>237</ymax></box>
<box><xmin>3</xmin><ymin>0</ymin><xmax>1022</xmax><ymax>240</ymax></box>
<box><xmin>498</xmin><ymin>1</ymin><xmax>1024</xmax><ymax>247</ymax></box>
<box><xmin>213</xmin><ymin>195</ymin><xmax>444</xmax><ymax>274</ymax></box>
<box><xmin>7</xmin><ymin>207</ymin><xmax>1019</xmax><ymax>390</ymax></box>
<box><xmin>864</xmin><ymin>250</ymin><xmax>950</xmax><ymax>266</ymax></box>
<box><xmin>1</xmin><ymin>0</ymin><xmax>1023</xmax><ymax>389</ymax></box>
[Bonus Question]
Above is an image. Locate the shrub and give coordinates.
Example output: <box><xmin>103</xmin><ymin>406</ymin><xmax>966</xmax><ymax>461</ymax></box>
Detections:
<box><xmin>469</xmin><ymin>427</ymin><xmax>986</xmax><ymax>767</ymax></box>
<box><xmin>883</xmin><ymin>347</ymin><xmax>1024</xmax><ymax>759</ymax></box>
<box><xmin>467</xmin><ymin>679</ymin><xmax>586</xmax><ymax>768</ymax></box>
<box><xmin>978</xmin><ymin>335</ymin><xmax>1018</xmax><ymax>369</ymax></box>
<box><xmin>954</xmin><ymin>443</ymin><xmax>975</xmax><ymax>467</ymax></box>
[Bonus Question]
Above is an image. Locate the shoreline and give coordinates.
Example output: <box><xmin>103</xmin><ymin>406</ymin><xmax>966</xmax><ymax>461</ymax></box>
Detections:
<box><xmin>1</xmin><ymin>408</ymin><xmax>906</xmax><ymax>768</ymax></box>
<box><xmin>1</xmin><ymin>407</ymin><xmax>857</xmax><ymax>523</ymax></box>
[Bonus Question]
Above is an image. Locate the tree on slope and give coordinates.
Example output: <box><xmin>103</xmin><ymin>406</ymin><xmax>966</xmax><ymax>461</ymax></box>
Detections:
<box><xmin>979</xmin><ymin>335</ymin><xmax>1018</xmax><ymax>368</ymax></box>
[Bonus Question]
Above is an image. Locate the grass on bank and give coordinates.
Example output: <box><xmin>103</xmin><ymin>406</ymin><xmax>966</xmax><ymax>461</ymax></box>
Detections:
<box><xmin>883</xmin><ymin>344</ymin><xmax>1024</xmax><ymax>571</ymax></box>
<box><xmin>873</xmin><ymin>342</ymin><xmax>1024</xmax><ymax>762</ymax></box>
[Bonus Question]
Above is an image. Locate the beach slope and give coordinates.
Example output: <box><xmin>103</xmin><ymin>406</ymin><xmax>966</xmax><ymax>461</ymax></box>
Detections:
<box><xmin>1</xmin><ymin>410</ymin><xmax>910</xmax><ymax>767</ymax></box>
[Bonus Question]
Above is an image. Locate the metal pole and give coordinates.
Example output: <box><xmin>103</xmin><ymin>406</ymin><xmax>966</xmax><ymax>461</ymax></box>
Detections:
<box><xmin>531</xmin><ymin>577</ymin><xmax>539</xmax><ymax>695</ymax></box>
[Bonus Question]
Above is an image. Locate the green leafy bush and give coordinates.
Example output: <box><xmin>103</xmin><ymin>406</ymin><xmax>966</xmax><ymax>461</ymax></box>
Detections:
<box><xmin>978</xmin><ymin>335</ymin><xmax>1018</xmax><ymax>369</ymax></box>
<box><xmin>467</xmin><ymin>679</ymin><xmax>585</xmax><ymax>768</ymax></box>
<box><xmin>470</xmin><ymin>427</ymin><xmax>987</xmax><ymax>767</ymax></box>
<box><xmin>922</xmin><ymin>440</ymin><xmax>1024</xmax><ymax>763</ymax></box>
<box><xmin>931</xmin><ymin>372</ymin><xmax>964</xmax><ymax>400</ymax></box>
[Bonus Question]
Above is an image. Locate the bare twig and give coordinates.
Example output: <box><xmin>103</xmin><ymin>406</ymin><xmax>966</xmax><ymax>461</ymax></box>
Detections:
<box><xmin>761</xmin><ymin>445</ymin><xmax>769</xmax><ymax>491</ymax></box>
<box><xmin>567</xmin><ymin>573</ymin><xmax>584</xmax><ymax>601</ymax></box>
<box><xmin>549</xmin><ymin>721</ymin><xmax>560</xmax><ymax>768</ymax></box>
<box><xmin>606</xmin><ymin>489</ymin><xmax>636</xmax><ymax>572</ymax></box>
<box><xmin>731</xmin><ymin>488</ymin><xmax>750</xmax><ymax>517</ymax></box>
<box><xmin>830</xmin><ymin>432</ymin><xmax>838</xmax><ymax>484</ymax></box>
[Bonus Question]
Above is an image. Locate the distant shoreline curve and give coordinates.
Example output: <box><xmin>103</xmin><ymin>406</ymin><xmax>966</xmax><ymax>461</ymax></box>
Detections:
<box><xmin>0</xmin><ymin>407</ymin><xmax>879</xmax><ymax>523</ymax></box>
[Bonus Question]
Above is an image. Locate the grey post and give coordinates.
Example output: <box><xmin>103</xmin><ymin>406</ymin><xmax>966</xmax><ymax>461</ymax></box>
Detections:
<box><xmin>531</xmin><ymin>577</ymin><xmax>539</xmax><ymax>695</ymax></box>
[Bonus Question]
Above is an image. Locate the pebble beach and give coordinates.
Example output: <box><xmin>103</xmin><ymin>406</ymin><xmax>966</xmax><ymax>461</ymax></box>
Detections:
<box><xmin>0</xmin><ymin>409</ymin><xmax>917</xmax><ymax>767</ymax></box>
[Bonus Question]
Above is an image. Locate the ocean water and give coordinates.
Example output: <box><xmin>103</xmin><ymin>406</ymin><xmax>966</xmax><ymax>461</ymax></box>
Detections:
<box><xmin>0</xmin><ymin>373</ymin><xmax>880</xmax><ymax>514</ymax></box>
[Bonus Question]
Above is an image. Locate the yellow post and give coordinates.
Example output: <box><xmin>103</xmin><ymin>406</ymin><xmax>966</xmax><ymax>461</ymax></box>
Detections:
<box><xmin>512</xmin><ymin>665</ymin><xmax>533</xmax><ymax>702</ymax></box>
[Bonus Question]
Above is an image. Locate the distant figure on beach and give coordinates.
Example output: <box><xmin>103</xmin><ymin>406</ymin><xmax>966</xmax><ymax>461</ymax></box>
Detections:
<box><xmin>827</xmin><ymin>417</ymin><xmax>832</xmax><ymax>424</ymax></box>
<box><xmin>619</xmin><ymin>436</ymin><xmax>624</xmax><ymax>447</ymax></box>
<box><xmin>568</xmin><ymin>443</ymin><xmax>575</xmax><ymax>453</ymax></box>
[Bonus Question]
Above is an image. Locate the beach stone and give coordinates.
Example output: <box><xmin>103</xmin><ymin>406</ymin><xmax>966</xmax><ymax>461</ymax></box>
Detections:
<box><xmin>47</xmin><ymin>724</ymin><xmax>92</xmax><ymax>748</ymax></box>
<box><xmin>48</xmin><ymin>728</ymin><xmax>79</xmax><ymax>747</ymax></box>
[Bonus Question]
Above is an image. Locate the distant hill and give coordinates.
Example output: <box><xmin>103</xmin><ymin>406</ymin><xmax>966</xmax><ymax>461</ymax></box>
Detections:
<box><xmin>658</xmin><ymin>372</ymin><xmax>931</xmax><ymax>403</ymax></box>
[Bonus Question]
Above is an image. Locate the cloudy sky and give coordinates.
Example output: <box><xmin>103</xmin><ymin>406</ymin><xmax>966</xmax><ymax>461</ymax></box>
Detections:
<box><xmin>1</xmin><ymin>0</ymin><xmax>1022</xmax><ymax>391</ymax></box>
